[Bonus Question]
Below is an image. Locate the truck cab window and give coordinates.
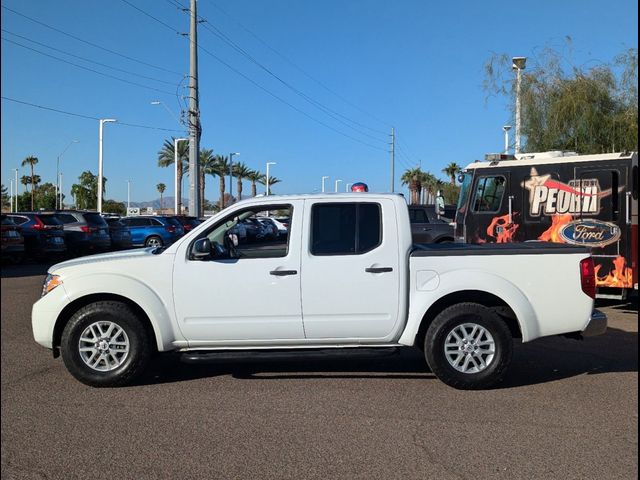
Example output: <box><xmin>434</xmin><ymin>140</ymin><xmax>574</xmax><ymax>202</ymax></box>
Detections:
<box><xmin>472</xmin><ymin>176</ymin><xmax>505</xmax><ymax>213</ymax></box>
<box><xmin>196</xmin><ymin>205</ymin><xmax>292</xmax><ymax>260</ymax></box>
<box><xmin>311</xmin><ymin>203</ymin><xmax>381</xmax><ymax>255</ymax></box>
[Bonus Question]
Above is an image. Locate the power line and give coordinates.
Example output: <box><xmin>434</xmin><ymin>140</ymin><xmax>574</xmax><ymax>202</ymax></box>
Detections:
<box><xmin>119</xmin><ymin>0</ymin><xmax>181</xmax><ymax>35</ymax></box>
<box><xmin>1</xmin><ymin>96</ymin><xmax>186</xmax><ymax>133</ymax></box>
<box><xmin>2</xmin><ymin>37</ymin><xmax>177</xmax><ymax>96</ymax></box>
<box><xmin>1</xmin><ymin>29</ymin><xmax>179</xmax><ymax>87</ymax></box>
<box><xmin>2</xmin><ymin>5</ymin><xmax>183</xmax><ymax>76</ymax></box>
<box><xmin>162</xmin><ymin>0</ymin><xmax>388</xmax><ymax>143</ymax></box>
<box><xmin>196</xmin><ymin>43</ymin><xmax>387</xmax><ymax>151</ymax></box>
<box><xmin>203</xmin><ymin>0</ymin><xmax>392</xmax><ymax>131</ymax></box>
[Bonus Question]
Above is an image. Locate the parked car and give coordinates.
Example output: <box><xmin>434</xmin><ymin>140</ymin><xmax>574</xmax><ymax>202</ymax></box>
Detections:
<box><xmin>262</xmin><ymin>216</ymin><xmax>288</xmax><ymax>238</ymax></box>
<box><xmin>256</xmin><ymin>218</ymin><xmax>278</xmax><ymax>240</ymax></box>
<box><xmin>104</xmin><ymin>217</ymin><xmax>133</xmax><ymax>250</ymax></box>
<box><xmin>173</xmin><ymin>216</ymin><xmax>201</xmax><ymax>233</ymax></box>
<box><xmin>53</xmin><ymin>211</ymin><xmax>111</xmax><ymax>255</ymax></box>
<box><xmin>162</xmin><ymin>217</ymin><xmax>186</xmax><ymax>237</ymax></box>
<box><xmin>408</xmin><ymin>206</ymin><xmax>455</xmax><ymax>244</ymax></box>
<box><xmin>33</xmin><ymin>193</ymin><xmax>605</xmax><ymax>389</ymax></box>
<box><xmin>241</xmin><ymin>218</ymin><xmax>266</xmax><ymax>242</ymax></box>
<box><xmin>119</xmin><ymin>216</ymin><xmax>181</xmax><ymax>247</ymax></box>
<box><xmin>6</xmin><ymin>213</ymin><xmax>66</xmax><ymax>260</ymax></box>
<box><xmin>1</xmin><ymin>215</ymin><xmax>25</xmax><ymax>263</ymax></box>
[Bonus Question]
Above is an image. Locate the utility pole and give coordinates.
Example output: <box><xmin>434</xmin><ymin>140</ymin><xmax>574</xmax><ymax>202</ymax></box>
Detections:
<box><xmin>188</xmin><ymin>0</ymin><xmax>201</xmax><ymax>217</ymax></box>
<box><xmin>9</xmin><ymin>179</ymin><xmax>13</xmax><ymax>213</ymax></box>
<box><xmin>390</xmin><ymin>127</ymin><xmax>395</xmax><ymax>192</ymax></box>
<box><xmin>59</xmin><ymin>173</ymin><xmax>64</xmax><ymax>209</ymax></box>
<box><xmin>14</xmin><ymin>169</ymin><xmax>18</xmax><ymax>212</ymax></box>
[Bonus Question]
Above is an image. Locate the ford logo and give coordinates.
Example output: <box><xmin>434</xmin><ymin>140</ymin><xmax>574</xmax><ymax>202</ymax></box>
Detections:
<box><xmin>559</xmin><ymin>219</ymin><xmax>620</xmax><ymax>247</ymax></box>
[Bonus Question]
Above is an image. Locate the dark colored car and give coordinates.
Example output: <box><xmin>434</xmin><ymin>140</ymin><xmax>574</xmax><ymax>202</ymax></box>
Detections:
<box><xmin>408</xmin><ymin>205</ymin><xmax>455</xmax><ymax>244</ymax></box>
<box><xmin>53</xmin><ymin>210</ymin><xmax>111</xmax><ymax>255</ymax></box>
<box><xmin>172</xmin><ymin>216</ymin><xmax>201</xmax><ymax>233</ymax></box>
<box><xmin>6</xmin><ymin>213</ymin><xmax>66</xmax><ymax>259</ymax></box>
<box><xmin>163</xmin><ymin>217</ymin><xmax>186</xmax><ymax>237</ymax></box>
<box><xmin>104</xmin><ymin>217</ymin><xmax>133</xmax><ymax>250</ymax></box>
<box><xmin>119</xmin><ymin>216</ymin><xmax>182</xmax><ymax>247</ymax></box>
<box><xmin>241</xmin><ymin>218</ymin><xmax>267</xmax><ymax>242</ymax></box>
<box><xmin>1</xmin><ymin>215</ymin><xmax>25</xmax><ymax>263</ymax></box>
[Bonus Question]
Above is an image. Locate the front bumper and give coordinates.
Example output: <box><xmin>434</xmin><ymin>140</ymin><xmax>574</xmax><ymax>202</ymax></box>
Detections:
<box><xmin>582</xmin><ymin>309</ymin><xmax>607</xmax><ymax>337</ymax></box>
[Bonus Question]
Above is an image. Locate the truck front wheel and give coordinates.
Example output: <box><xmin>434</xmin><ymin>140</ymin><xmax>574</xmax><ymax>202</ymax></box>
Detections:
<box><xmin>424</xmin><ymin>302</ymin><xmax>512</xmax><ymax>390</ymax></box>
<box><xmin>60</xmin><ymin>301</ymin><xmax>151</xmax><ymax>387</ymax></box>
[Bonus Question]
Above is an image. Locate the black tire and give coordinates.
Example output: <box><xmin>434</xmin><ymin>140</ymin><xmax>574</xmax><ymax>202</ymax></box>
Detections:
<box><xmin>60</xmin><ymin>301</ymin><xmax>151</xmax><ymax>387</ymax></box>
<box><xmin>144</xmin><ymin>235</ymin><xmax>164</xmax><ymax>248</ymax></box>
<box><xmin>424</xmin><ymin>302</ymin><xmax>512</xmax><ymax>390</ymax></box>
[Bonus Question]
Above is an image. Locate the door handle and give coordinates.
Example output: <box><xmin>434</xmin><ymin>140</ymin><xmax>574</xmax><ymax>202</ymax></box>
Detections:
<box><xmin>365</xmin><ymin>267</ymin><xmax>393</xmax><ymax>273</ymax></box>
<box><xmin>269</xmin><ymin>270</ymin><xmax>297</xmax><ymax>276</ymax></box>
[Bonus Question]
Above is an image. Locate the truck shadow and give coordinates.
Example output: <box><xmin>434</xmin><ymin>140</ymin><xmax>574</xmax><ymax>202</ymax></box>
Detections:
<box><xmin>136</xmin><ymin>326</ymin><xmax>637</xmax><ymax>388</ymax></box>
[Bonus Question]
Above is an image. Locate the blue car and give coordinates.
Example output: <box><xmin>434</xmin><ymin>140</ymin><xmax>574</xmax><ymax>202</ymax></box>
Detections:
<box><xmin>119</xmin><ymin>216</ymin><xmax>182</xmax><ymax>248</ymax></box>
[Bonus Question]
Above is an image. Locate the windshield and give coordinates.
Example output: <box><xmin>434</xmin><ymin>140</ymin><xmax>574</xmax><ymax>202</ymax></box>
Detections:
<box><xmin>457</xmin><ymin>172</ymin><xmax>473</xmax><ymax>214</ymax></box>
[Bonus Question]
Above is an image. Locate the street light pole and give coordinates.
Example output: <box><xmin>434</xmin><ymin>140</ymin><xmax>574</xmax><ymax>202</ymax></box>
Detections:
<box><xmin>14</xmin><ymin>168</ymin><xmax>18</xmax><ymax>212</ymax></box>
<box><xmin>174</xmin><ymin>138</ymin><xmax>189</xmax><ymax>214</ymax></box>
<box><xmin>512</xmin><ymin>57</ymin><xmax>526</xmax><ymax>154</ymax></box>
<box><xmin>321</xmin><ymin>176</ymin><xmax>329</xmax><ymax>193</ymax></box>
<box><xmin>98</xmin><ymin>119</ymin><xmax>117</xmax><ymax>213</ymax></box>
<box><xmin>266</xmin><ymin>162</ymin><xmax>276</xmax><ymax>195</ymax></box>
<box><xmin>229</xmin><ymin>152</ymin><xmax>240</xmax><ymax>201</ymax></box>
<box><xmin>345</xmin><ymin>183</ymin><xmax>352</xmax><ymax>192</ymax></box>
<box><xmin>56</xmin><ymin>140</ymin><xmax>79</xmax><ymax>209</ymax></box>
<box><xmin>334</xmin><ymin>179</ymin><xmax>342</xmax><ymax>192</ymax></box>
<box><xmin>127</xmin><ymin>179</ymin><xmax>131</xmax><ymax>211</ymax></box>
<box><xmin>9</xmin><ymin>179</ymin><xmax>13</xmax><ymax>213</ymax></box>
<box><xmin>502</xmin><ymin>125</ymin><xmax>511</xmax><ymax>154</ymax></box>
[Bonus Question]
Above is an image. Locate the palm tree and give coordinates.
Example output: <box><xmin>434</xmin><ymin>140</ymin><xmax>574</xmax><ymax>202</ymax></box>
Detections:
<box><xmin>232</xmin><ymin>162</ymin><xmax>251</xmax><ymax>201</ymax></box>
<box><xmin>246</xmin><ymin>170</ymin><xmax>264</xmax><ymax>198</ymax></box>
<box><xmin>199</xmin><ymin>149</ymin><xmax>216</xmax><ymax>208</ymax></box>
<box><xmin>442</xmin><ymin>162</ymin><xmax>462</xmax><ymax>185</ymax></box>
<box><xmin>400</xmin><ymin>167</ymin><xmax>424</xmax><ymax>205</ymax></box>
<box><xmin>420</xmin><ymin>172</ymin><xmax>438</xmax><ymax>204</ymax></box>
<box><xmin>258</xmin><ymin>175</ymin><xmax>281</xmax><ymax>195</ymax></box>
<box><xmin>210</xmin><ymin>155</ymin><xmax>231</xmax><ymax>209</ymax></box>
<box><xmin>157</xmin><ymin>138</ymin><xmax>189</xmax><ymax>214</ymax></box>
<box><xmin>21</xmin><ymin>155</ymin><xmax>38</xmax><ymax>210</ymax></box>
<box><xmin>157</xmin><ymin>183</ymin><xmax>166</xmax><ymax>212</ymax></box>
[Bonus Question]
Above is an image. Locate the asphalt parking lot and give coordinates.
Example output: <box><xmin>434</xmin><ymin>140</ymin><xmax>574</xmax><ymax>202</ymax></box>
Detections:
<box><xmin>1</xmin><ymin>263</ymin><xmax>637</xmax><ymax>480</ymax></box>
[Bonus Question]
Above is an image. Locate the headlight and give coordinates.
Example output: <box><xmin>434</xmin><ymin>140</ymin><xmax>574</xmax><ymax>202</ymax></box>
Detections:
<box><xmin>41</xmin><ymin>274</ymin><xmax>63</xmax><ymax>297</ymax></box>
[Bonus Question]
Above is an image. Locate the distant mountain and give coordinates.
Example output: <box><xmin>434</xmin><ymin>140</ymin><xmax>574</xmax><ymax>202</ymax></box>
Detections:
<box><xmin>129</xmin><ymin>197</ymin><xmax>188</xmax><ymax>209</ymax></box>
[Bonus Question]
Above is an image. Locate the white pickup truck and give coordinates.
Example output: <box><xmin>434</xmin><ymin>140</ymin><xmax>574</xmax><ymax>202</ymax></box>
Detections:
<box><xmin>32</xmin><ymin>194</ymin><xmax>606</xmax><ymax>389</ymax></box>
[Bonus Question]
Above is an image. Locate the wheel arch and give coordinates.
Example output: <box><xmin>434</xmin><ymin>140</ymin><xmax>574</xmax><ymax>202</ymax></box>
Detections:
<box><xmin>52</xmin><ymin>293</ymin><xmax>159</xmax><ymax>357</ymax></box>
<box><xmin>413</xmin><ymin>290</ymin><xmax>522</xmax><ymax>351</ymax></box>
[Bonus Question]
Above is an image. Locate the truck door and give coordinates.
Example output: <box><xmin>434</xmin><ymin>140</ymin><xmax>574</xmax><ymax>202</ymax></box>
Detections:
<box><xmin>465</xmin><ymin>172</ymin><xmax>512</xmax><ymax>243</ymax></box>
<box><xmin>172</xmin><ymin>200</ymin><xmax>305</xmax><ymax>345</ymax></box>
<box><xmin>574</xmin><ymin>164</ymin><xmax>632</xmax><ymax>290</ymax></box>
<box><xmin>300</xmin><ymin>199</ymin><xmax>400</xmax><ymax>341</ymax></box>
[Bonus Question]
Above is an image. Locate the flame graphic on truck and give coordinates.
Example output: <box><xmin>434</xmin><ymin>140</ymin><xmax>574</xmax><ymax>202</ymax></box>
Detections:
<box><xmin>595</xmin><ymin>256</ymin><xmax>633</xmax><ymax>288</ymax></box>
<box><xmin>538</xmin><ymin>214</ymin><xmax>574</xmax><ymax>242</ymax></box>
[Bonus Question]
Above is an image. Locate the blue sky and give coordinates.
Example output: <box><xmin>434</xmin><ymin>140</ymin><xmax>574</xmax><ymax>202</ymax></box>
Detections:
<box><xmin>1</xmin><ymin>0</ymin><xmax>637</xmax><ymax>204</ymax></box>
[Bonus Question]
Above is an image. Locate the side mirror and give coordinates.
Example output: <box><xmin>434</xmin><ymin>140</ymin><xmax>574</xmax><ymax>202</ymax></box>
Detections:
<box><xmin>192</xmin><ymin>238</ymin><xmax>211</xmax><ymax>260</ymax></box>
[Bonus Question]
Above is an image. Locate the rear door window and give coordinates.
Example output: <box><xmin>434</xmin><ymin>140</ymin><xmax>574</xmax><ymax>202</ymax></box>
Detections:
<box><xmin>37</xmin><ymin>214</ymin><xmax>63</xmax><ymax>226</ymax></box>
<box><xmin>311</xmin><ymin>203</ymin><xmax>382</xmax><ymax>255</ymax></box>
<box><xmin>55</xmin><ymin>214</ymin><xmax>78</xmax><ymax>224</ymax></box>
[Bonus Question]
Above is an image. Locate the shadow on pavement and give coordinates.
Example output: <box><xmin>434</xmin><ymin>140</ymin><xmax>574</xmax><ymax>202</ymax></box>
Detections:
<box><xmin>135</xmin><ymin>326</ymin><xmax>637</xmax><ymax>388</ymax></box>
<box><xmin>0</xmin><ymin>262</ymin><xmax>53</xmax><ymax>279</ymax></box>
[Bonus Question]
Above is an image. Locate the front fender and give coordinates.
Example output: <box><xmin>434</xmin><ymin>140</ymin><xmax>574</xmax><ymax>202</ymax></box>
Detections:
<box><xmin>60</xmin><ymin>273</ymin><xmax>182</xmax><ymax>351</ymax></box>
<box><xmin>399</xmin><ymin>269</ymin><xmax>540</xmax><ymax>345</ymax></box>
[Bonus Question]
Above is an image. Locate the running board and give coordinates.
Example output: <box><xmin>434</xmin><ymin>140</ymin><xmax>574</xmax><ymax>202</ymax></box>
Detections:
<box><xmin>180</xmin><ymin>347</ymin><xmax>401</xmax><ymax>364</ymax></box>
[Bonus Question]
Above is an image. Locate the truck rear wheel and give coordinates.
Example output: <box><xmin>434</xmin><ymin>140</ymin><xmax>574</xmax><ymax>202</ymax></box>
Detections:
<box><xmin>60</xmin><ymin>301</ymin><xmax>151</xmax><ymax>387</ymax></box>
<box><xmin>424</xmin><ymin>302</ymin><xmax>512</xmax><ymax>390</ymax></box>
